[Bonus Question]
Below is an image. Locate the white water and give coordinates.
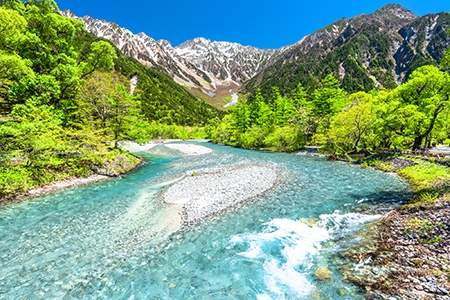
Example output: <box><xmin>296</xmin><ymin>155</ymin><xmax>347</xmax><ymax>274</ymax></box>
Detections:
<box><xmin>231</xmin><ymin>212</ymin><xmax>382</xmax><ymax>299</ymax></box>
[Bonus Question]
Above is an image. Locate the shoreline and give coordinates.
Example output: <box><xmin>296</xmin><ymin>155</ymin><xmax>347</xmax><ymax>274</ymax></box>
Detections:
<box><xmin>1</xmin><ymin>158</ymin><xmax>145</xmax><ymax>205</ymax></box>
<box><xmin>342</xmin><ymin>155</ymin><xmax>450</xmax><ymax>299</ymax></box>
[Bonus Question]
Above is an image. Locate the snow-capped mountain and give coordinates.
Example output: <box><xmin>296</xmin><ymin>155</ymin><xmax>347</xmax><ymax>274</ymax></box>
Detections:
<box><xmin>63</xmin><ymin>4</ymin><xmax>449</xmax><ymax>101</ymax></box>
<box><xmin>63</xmin><ymin>10</ymin><xmax>274</xmax><ymax>97</ymax></box>
<box><xmin>175</xmin><ymin>38</ymin><xmax>275</xmax><ymax>91</ymax></box>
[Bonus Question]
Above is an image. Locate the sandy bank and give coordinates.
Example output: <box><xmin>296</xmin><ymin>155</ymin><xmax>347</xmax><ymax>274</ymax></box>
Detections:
<box><xmin>120</xmin><ymin>140</ymin><xmax>213</xmax><ymax>156</ymax></box>
<box><xmin>10</xmin><ymin>175</ymin><xmax>109</xmax><ymax>202</ymax></box>
<box><xmin>163</xmin><ymin>143</ymin><xmax>213</xmax><ymax>155</ymax></box>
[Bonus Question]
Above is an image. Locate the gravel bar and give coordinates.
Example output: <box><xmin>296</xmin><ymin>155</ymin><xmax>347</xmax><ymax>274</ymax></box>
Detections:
<box><xmin>162</xmin><ymin>164</ymin><xmax>280</xmax><ymax>225</ymax></box>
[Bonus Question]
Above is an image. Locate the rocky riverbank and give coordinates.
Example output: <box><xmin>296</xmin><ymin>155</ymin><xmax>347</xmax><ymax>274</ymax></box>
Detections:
<box><xmin>342</xmin><ymin>156</ymin><xmax>450</xmax><ymax>299</ymax></box>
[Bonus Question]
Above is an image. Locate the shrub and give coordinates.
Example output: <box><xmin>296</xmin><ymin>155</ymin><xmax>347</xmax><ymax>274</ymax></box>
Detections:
<box><xmin>264</xmin><ymin>126</ymin><xmax>305</xmax><ymax>152</ymax></box>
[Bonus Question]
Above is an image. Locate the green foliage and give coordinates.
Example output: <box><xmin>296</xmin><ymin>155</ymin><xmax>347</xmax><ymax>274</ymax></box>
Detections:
<box><xmin>82</xmin><ymin>41</ymin><xmax>117</xmax><ymax>78</ymax></box>
<box><xmin>209</xmin><ymin>87</ymin><xmax>306</xmax><ymax>151</ymax></box>
<box><xmin>0</xmin><ymin>7</ymin><xmax>27</xmax><ymax>50</ymax></box>
<box><xmin>9</xmin><ymin>74</ymin><xmax>61</xmax><ymax>105</ymax></box>
<box><xmin>0</xmin><ymin>1</ymin><xmax>217</xmax><ymax>198</ymax></box>
<box><xmin>312</xmin><ymin>74</ymin><xmax>346</xmax><ymax>118</ymax></box>
<box><xmin>440</xmin><ymin>47</ymin><xmax>450</xmax><ymax>73</ymax></box>
<box><xmin>398</xmin><ymin>160</ymin><xmax>450</xmax><ymax>191</ymax></box>
<box><xmin>327</xmin><ymin>92</ymin><xmax>378</xmax><ymax>155</ymax></box>
<box><xmin>264</xmin><ymin>126</ymin><xmax>304</xmax><ymax>152</ymax></box>
<box><xmin>213</xmin><ymin>57</ymin><xmax>450</xmax><ymax>156</ymax></box>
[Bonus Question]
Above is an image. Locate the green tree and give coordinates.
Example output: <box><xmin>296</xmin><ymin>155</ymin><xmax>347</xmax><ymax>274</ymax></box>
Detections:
<box><xmin>312</xmin><ymin>74</ymin><xmax>346</xmax><ymax>118</ymax></box>
<box><xmin>9</xmin><ymin>74</ymin><xmax>61</xmax><ymax>106</ymax></box>
<box><xmin>274</xmin><ymin>95</ymin><xmax>295</xmax><ymax>126</ymax></box>
<box><xmin>108</xmin><ymin>85</ymin><xmax>142</xmax><ymax>147</ymax></box>
<box><xmin>0</xmin><ymin>0</ymin><xmax>26</xmax><ymax>11</ymax></box>
<box><xmin>327</xmin><ymin>92</ymin><xmax>378</xmax><ymax>156</ymax></box>
<box><xmin>440</xmin><ymin>47</ymin><xmax>450</xmax><ymax>73</ymax></box>
<box><xmin>230</xmin><ymin>101</ymin><xmax>251</xmax><ymax>133</ymax></box>
<box><xmin>82</xmin><ymin>41</ymin><xmax>118</xmax><ymax>78</ymax></box>
<box><xmin>0</xmin><ymin>52</ymin><xmax>34</xmax><ymax>108</ymax></box>
<box><xmin>0</xmin><ymin>7</ymin><xmax>27</xmax><ymax>50</ymax></box>
<box><xmin>292</xmin><ymin>83</ymin><xmax>309</xmax><ymax>109</ymax></box>
<box><xmin>28</xmin><ymin>0</ymin><xmax>58</xmax><ymax>13</ymax></box>
<box><xmin>255</xmin><ymin>101</ymin><xmax>273</xmax><ymax>128</ymax></box>
<box><xmin>393</xmin><ymin>65</ymin><xmax>450</xmax><ymax>150</ymax></box>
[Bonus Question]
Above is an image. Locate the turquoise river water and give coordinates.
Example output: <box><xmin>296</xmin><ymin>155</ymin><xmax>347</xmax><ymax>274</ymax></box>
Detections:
<box><xmin>0</xmin><ymin>143</ymin><xmax>409</xmax><ymax>299</ymax></box>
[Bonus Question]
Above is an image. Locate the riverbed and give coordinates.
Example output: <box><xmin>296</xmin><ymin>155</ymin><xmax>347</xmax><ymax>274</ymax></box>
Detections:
<box><xmin>0</xmin><ymin>142</ymin><xmax>409</xmax><ymax>299</ymax></box>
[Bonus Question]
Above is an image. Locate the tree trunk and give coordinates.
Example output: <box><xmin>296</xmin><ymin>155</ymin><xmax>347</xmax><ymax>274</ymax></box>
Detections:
<box><xmin>412</xmin><ymin>103</ymin><xmax>444</xmax><ymax>150</ymax></box>
<box><xmin>412</xmin><ymin>135</ymin><xmax>423</xmax><ymax>150</ymax></box>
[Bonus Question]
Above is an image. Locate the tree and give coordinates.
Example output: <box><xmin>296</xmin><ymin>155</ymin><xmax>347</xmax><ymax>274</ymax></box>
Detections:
<box><xmin>264</xmin><ymin>126</ymin><xmax>304</xmax><ymax>152</ymax></box>
<box><xmin>109</xmin><ymin>85</ymin><xmax>141</xmax><ymax>147</ymax></box>
<box><xmin>0</xmin><ymin>52</ymin><xmax>34</xmax><ymax>107</ymax></box>
<box><xmin>393</xmin><ymin>65</ymin><xmax>450</xmax><ymax>150</ymax></box>
<box><xmin>312</xmin><ymin>74</ymin><xmax>346</xmax><ymax>118</ymax></box>
<box><xmin>270</xmin><ymin>86</ymin><xmax>282</xmax><ymax>107</ymax></box>
<box><xmin>292</xmin><ymin>83</ymin><xmax>309</xmax><ymax>109</ymax></box>
<box><xmin>0</xmin><ymin>7</ymin><xmax>27</xmax><ymax>50</ymax></box>
<box><xmin>9</xmin><ymin>74</ymin><xmax>61</xmax><ymax>106</ymax></box>
<box><xmin>274</xmin><ymin>95</ymin><xmax>295</xmax><ymax>126</ymax></box>
<box><xmin>440</xmin><ymin>47</ymin><xmax>450</xmax><ymax>73</ymax></box>
<box><xmin>82</xmin><ymin>41</ymin><xmax>118</xmax><ymax>78</ymax></box>
<box><xmin>249</xmin><ymin>89</ymin><xmax>264</xmax><ymax>124</ymax></box>
<box><xmin>229</xmin><ymin>101</ymin><xmax>251</xmax><ymax>133</ymax></box>
<box><xmin>28</xmin><ymin>0</ymin><xmax>58</xmax><ymax>13</ymax></box>
<box><xmin>327</xmin><ymin>92</ymin><xmax>378</xmax><ymax>156</ymax></box>
<box><xmin>255</xmin><ymin>101</ymin><xmax>273</xmax><ymax>128</ymax></box>
<box><xmin>0</xmin><ymin>0</ymin><xmax>26</xmax><ymax>11</ymax></box>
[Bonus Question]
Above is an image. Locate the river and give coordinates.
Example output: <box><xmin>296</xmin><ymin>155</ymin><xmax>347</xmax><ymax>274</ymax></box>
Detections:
<box><xmin>0</xmin><ymin>142</ymin><xmax>409</xmax><ymax>299</ymax></box>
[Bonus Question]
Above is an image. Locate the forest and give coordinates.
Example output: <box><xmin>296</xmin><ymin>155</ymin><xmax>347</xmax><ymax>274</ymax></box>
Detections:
<box><xmin>209</xmin><ymin>61</ymin><xmax>450</xmax><ymax>156</ymax></box>
<box><xmin>0</xmin><ymin>0</ymin><xmax>213</xmax><ymax>197</ymax></box>
<box><xmin>0</xmin><ymin>0</ymin><xmax>449</xmax><ymax>198</ymax></box>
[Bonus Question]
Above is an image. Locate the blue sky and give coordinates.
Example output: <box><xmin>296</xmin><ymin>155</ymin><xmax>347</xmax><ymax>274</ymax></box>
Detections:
<box><xmin>58</xmin><ymin>0</ymin><xmax>449</xmax><ymax>49</ymax></box>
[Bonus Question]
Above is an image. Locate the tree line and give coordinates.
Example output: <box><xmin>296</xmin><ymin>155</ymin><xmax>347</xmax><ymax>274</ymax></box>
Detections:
<box><xmin>208</xmin><ymin>55</ymin><xmax>450</xmax><ymax>156</ymax></box>
<box><xmin>0</xmin><ymin>0</ymin><xmax>207</xmax><ymax>197</ymax></box>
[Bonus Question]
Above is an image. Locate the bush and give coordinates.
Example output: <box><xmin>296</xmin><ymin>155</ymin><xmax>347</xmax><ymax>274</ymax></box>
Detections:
<box><xmin>0</xmin><ymin>167</ymin><xmax>33</xmax><ymax>196</ymax></box>
<box><xmin>239</xmin><ymin>126</ymin><xmax>269</xmax><ymax>149</ymax></box>
<box><xmin>398</xmin><ymin>160</ymin><xmax>450</xmax><ymax>191</ymax></box>
<box><xmin>264</xmin><ymin>126</ymin><xmax>305</xmax><ymax>152</ymax></box>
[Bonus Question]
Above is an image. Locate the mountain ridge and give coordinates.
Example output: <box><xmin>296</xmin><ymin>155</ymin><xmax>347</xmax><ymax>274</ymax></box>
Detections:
<box><xmin>63</xmin><ymin>4</ymin><xmax>449</xmax><ymax>102</ymax></box>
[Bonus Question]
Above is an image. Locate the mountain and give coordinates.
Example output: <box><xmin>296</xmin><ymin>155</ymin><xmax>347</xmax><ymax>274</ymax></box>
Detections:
<box><xmin>244</xmin><ymin>4</ymin><xmax>450</xmax><ymax>95</ymax></box>
<box><xmin>65</xmin><ymin>4</ymin><xmax>449</xmax><ymax>102</ymax></box>
<box><xmin>175</xmin><ymin>38</ymin><xmax>275</xmax><ymax>96</ymax></box>
<box><xmin>64</xmin><ymin>11</ymin><xmax>274</xmax><ymax>104</ymax></box>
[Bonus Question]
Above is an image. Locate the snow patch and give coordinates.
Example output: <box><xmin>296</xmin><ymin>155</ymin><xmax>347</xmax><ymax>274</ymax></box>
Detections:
<box><xmin>224</xmin><ymin>93</ymin><xmax>239</xmax><ymax>108</ymax></box>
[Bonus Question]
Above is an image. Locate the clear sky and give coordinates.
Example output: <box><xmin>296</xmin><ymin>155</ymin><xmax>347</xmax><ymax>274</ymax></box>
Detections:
<box><xmin>58</xmin><ymin>0</ymin><xmax>449</xmax><ymax>49</ymax></box>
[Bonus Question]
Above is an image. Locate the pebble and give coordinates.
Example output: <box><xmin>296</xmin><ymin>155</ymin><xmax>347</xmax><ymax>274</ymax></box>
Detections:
<box><xmin>162</xmin><ymin>164</ymin><xmax>280</xmax><ymax>225</ymax></box>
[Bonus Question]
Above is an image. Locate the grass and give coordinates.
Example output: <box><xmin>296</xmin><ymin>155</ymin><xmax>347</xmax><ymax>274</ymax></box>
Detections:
<box><xmin>362</xmin><ymin>157</ymin><xmax>450</xmax><ymax>208</ymax></box>
<box><xmin>404</xmin><ymin>217</ymin><xmax>445</xmax><ymax>244</ymax></box>
<box><xmin>398</xmin><ymin>160</ymin><xmax>450</xmax><ymax>191</ymax></box>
